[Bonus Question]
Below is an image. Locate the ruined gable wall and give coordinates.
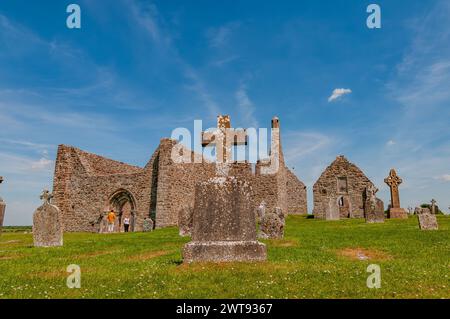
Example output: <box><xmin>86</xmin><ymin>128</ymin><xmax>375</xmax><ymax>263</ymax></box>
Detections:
<box><xmin>313</xmin><ymin>156</ymin><xmax>374</xmax><ymax>219</ymax></box>
<box><xmin>286</xmin><ymin>168</ymin><xmax>308</xmax><ymax>214</ymax></box>
<box><xmin>53</xmin><ymin>145</ymin><xmax>152</xmax><ymax>232</ymax></box>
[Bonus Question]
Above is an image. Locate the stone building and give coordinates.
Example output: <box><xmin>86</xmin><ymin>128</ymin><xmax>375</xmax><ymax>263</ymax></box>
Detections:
<box><xmin>52</xmin><ymin>116</ymin><xmax>307</xmax><ymax>232</ymax></box>
<box><xmin>312</xmin><ymin>155</ymin><xmax>379</xmax><ymax>220</ymax></box>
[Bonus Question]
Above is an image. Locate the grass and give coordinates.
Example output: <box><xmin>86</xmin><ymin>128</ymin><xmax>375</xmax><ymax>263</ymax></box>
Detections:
<box><xmin>0</xmin><ymin>215</ymin><xmax>449</xmax><ymax>299</ymax></box>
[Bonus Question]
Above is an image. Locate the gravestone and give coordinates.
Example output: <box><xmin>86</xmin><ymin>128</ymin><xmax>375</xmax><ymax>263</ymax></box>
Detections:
<box><xmin>364</xmin><ymin>185</ymin><xmax>385</xmax><ymax>223</ymax></box>
<box><xmin>143</xmin><ymin>217</ymin><xmax>154</xmax><ymax>232</ymax></box>
<box><xmin>259</xmin><ymin>207</ymin><xmax>285</xmax><ymax>239</ymax></box>
<box><xmin>0</xmin><ymin>177</ymin><xmax>5</xmax><ymax>235</ymax></box>
<box><xmin>384</xmin><ymin>169</ymin><xmax>408</xmax><ymax>219</ymax></box>
<box><xmin>256</xmin><ymin>201</ymin><xmax>266</xmax><ymax>223</ymax></box>
<box><xmin>33</xmin><ymin>190</ymin><xmax>63</xmax><ymax>247</ymax></box>
<box><xmin>417</xmin><ymin>208</ymin><xmax>438</xmax><ymax>230</ymax></box>
<box><xmin>183</xmin><ymin>176</ymin><xmax>267</xmax><ymax>262</ymax></box>
<box><xmin>183</xmin><ymin>115</ymin><xmax>266</xmax><ymax>263</ymax></box>
<box><xmin>178</xmin><ymin>205</ymin><xmax>193</xmax><ymax>237</ymax></box>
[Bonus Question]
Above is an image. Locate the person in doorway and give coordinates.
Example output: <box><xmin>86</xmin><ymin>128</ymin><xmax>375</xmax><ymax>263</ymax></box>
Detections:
<box><xmin>123</xmin><ymin>216</ymin><xmax>130</xmax><ymax>232</ymax></box>
<box><xmin>107</xmin><ymin>210</ymin><xmax>116</xmax><ymax>233</ymax></box>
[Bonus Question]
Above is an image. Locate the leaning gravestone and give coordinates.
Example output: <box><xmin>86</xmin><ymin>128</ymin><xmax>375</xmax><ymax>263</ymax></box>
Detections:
<box><xmin>259</xmin><ymin>207</ymin><xmax>285</xmax><ymax>239</ymax></box>
<box><xmin>178</xmin><ymin>205</ymin><xmax>193</xmax><ymax>237</ymax></box>
<box><xmin>0</xmin><ymin>177</ymin><xmax>5</xmax><ymax>235</ymax></box>
<box><xmin>33</xmin><ymin>190</ymin><xmax>63</xmax><ymax>247</ymax></box>
<box><xmin>183</xmin><ymin>176</ymin><xmax>267</xmax><ymax>263</ymax></box>
<box><xmin>364</xmin><ymin>185</ymin><xmax>385</xmax><ymax>223</ymax></box>
<box><xmin>416</xmin><ymin>207</ymin><xmax>438</xmax><ymax>230</ymax></box>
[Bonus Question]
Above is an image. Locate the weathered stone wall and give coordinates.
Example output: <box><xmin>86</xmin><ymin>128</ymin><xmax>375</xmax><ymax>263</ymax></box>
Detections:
<box><xmin>286</xmin><ymin>169</ymin><xmax>308</xmax><ymax>214</ymax></box>
<box><xmin>154</xmin><ymin>138</ymin><xmax>216</xmax><ymax>228</ymax></box>
<box><xmin>313</xmin><ymin>155</ymin><xmax>374</xmax><ymax>219</ymax></box>
<box><xmin>53</xmin><ymin>145</ymin><xmax>152</xmax><ymax>232</ymax></box>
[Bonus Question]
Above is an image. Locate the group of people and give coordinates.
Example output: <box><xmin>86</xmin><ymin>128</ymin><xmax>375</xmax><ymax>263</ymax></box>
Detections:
<box><xmin>106</xmin><ymin>210</ymin><xmax>131</xmax><ymax>233</ymax></box>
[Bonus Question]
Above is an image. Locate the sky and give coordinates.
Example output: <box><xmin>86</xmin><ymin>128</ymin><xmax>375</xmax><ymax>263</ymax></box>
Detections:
<box><xmin>0</xmin><ymin>0</ymin><xmax>449</xmax><ymax>225</ymax></box>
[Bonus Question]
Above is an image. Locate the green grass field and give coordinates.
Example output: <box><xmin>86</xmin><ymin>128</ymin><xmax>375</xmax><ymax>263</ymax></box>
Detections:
<box><xmin>0</xmin><ymin>215</ymin><xmax>449</xmax><ymax>299</ymax></box>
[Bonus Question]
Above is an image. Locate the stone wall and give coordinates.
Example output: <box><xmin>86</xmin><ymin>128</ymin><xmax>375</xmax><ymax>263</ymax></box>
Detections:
<box><xmin>286</xmin><ymin>169</ymin><xmax>308</xmax><ymax>214</ymax></box>
<box><xmin>53</xmin><ymin>145</ymin><xmax>152</xmax><ymax>232</ymax></box>
<box><xmin>313</xmin><ymin>155</ymin><xmax>374</xmax><ymax>219</ymax></box>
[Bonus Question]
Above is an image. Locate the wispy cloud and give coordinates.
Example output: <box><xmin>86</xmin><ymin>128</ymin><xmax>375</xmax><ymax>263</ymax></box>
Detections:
<box><xmin>206</xmin><ymin>22</ymin><xmax>240</xmax><ymax>48</ymax></box>
<box><xmin>235</xmin><ymin>83</ymin><xmax>258</xmax><ymax>127</ymax></box>
<box><xmin>328</xmin><ymin>88</ymin><xmax>352</xmax><ymax>102</ymax></box>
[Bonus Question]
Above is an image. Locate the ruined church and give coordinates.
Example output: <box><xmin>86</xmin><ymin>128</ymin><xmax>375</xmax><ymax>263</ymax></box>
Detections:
<box><xmin>52</xmin><ymin>116</ymin><xmax>307</xmax><ymax>232</ymax></box>
<box><xmin>312</xmin><ymin>155</ymin><xmax>383</xmax><ymax>220</ymax></box>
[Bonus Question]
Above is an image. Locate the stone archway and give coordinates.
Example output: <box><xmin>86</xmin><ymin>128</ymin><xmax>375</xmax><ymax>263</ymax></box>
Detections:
<box><xmin>105</xmin><ymin>189</ymin><xmax>137</xmax><ymax>233</ymax></box>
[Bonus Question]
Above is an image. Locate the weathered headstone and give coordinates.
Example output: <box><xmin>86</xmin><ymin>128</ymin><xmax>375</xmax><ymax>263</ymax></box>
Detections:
<box><xmin>178</xmin><ymin>205</ymin><xmax>193</xmax><ymax>237</ymax></box>
<box><xmin>0</xmin><ymin>177</ymin><xmax>5</xmax><ymax>235</ymax></box>
<box><xmin>183</xmin><ymin>176</ymin><xmax>267</xmax><ymax>262</ymax></box>
<box><xmin>259</xmin><ymin>207</ymin><xmax>285</xmax><ymax>239</ymax></box>
<box><xmin>416</xmin><ymin>208</ymin><xmax>438</xmax><ymax>230</ymax></box>
<box><xmin>183</xmin><ymin>115</ymin><xmax>266</xmax><ymax>263</ymax></box>
<box><xmin>33</xmin><ymin>190</ymin><xmax>63</xmax><ymax>247</ymax></box>
<box><xmin>384</xmin><ymin>169</ymin><xmax>408</xmax><ymax>219</ymax></box>
<box><xmin>364</xmin><ymin>185</ymin><xmax>385</xmax><ymax>223</ymax></box>
<box><xmin>143</xmin><ymin>217</ymin><xmax>154</xmax><ymax>232</ymax></box>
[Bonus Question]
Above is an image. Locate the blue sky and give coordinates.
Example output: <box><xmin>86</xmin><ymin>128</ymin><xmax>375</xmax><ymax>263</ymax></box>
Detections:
<box><xmin>0</xmin><ymin>0</ymin><xmax>449</xmax><ymax>225</ymax></box>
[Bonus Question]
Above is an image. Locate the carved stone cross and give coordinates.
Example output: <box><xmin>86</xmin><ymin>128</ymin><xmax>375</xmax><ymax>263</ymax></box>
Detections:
<box><xmin>202</xmin><ymin>115</ymin><xmax>248</xmax><ymax>175</ymax></box>
<box><xmin>384</xmin><ymin>169</ymin><xmax>403</xmax><ymax>209</ymax></box>
<box><xmin>40</xmin><ymin>189</ymin><xmax>53</xmax><ymax>205</ymax></box>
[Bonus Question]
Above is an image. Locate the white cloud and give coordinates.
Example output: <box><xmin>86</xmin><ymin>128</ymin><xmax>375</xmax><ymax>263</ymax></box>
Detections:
<box><xmin>328</xmin><ymin>88</ymin><xmax>352</xmax><ymax>102</ymax></box>
<box><xmin>31</xmin><ymin>158</ymin><xmax>53</xmax><ymax>171</ymax></box>
<box><xmin>436</xmin><ymin>174</ymin><xmax>450</xmax><ymax>182</ymax></box>
<box><xmin>386</xmin><ymin>140</ymin><xmax>396</xmax><ymax>146</ymax></box>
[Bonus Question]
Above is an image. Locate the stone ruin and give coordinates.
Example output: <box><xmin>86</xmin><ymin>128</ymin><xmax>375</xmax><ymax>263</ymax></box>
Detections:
<box><xmin>52</xmin><ymin>115</ymin><xmax>307</xmax><ymax>233</ymax></box>
<box><xmin>384</xmin><ymin>169</ymin><xmax>408</xmax><ymax>219</ymax></box>
<box><xmin>416</xmin><ymin>207</ymin><xmax>438</xmax><ymax>230</ymax></box>
<box><xmin>312</xmin><ymin>156</ymin><xmax>382</xmax><ymax>220</ymax></box>
<box><xmin>0</xmin><ymin>177</ymin><xmax>5</xmax><ymax>235</ymax></box>
<box><xmin>364</xmin><ymin>185</ymin><xmax>385</xmax><ymax>223</ymax></box>
<box><xmin>33</xmin><ymin>190</ymin><xmax>63</xmax><ymax>247</ymax></box>
<box><xmin>259</xmin><ymin>207</ymin><xmax>285</xmax><ymax>239</ymax></box>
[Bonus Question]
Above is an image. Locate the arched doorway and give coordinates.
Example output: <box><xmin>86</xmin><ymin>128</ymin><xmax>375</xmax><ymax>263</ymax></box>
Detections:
<box><xmin>104</xmin><ymin>189</ymin><xmax>137</xmax><ymax>233</ymax></box>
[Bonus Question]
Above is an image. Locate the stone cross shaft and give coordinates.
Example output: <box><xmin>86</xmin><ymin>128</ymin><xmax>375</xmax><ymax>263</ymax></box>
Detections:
<box><xmin>40</xmin><ymin>189</ymin><xmax>53</xmax><ymax>205</ymax></box>
<box><xmin>384</xmin><ymin>169</ymin><xmax>402</xmax><ymax>209</ymax></box>
<box><xmin>431</xmin><ymin>199</ymin><xmax>437</xmax><ymax>214</ymax></box>
<box><xmin>202</xmin><ymin>115</ymin><xmax>248</xmax><ymax>175</ymax></box>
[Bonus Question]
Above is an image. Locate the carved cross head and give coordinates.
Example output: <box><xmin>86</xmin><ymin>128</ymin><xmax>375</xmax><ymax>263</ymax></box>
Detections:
<box><xmin>40</xmin><ymin>189</ymin><xmax>53</xmax><ymax>204</ymax></box>
<box><xmin>431</xmin><ymin>199</ymin><xmax>437</xmax><ymax>206</ymax></box>
<box><xmin>384</xmin><ymin>169</ymin><xmax>402</xmax><ymax>188</ymax></box>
